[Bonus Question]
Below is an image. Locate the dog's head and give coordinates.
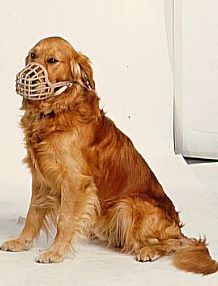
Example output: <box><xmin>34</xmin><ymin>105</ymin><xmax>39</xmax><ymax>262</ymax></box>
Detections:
<box><xmin>17</xmin><ymin>37</ymin><xmax>95</xmax><ymax>101</ymax></box>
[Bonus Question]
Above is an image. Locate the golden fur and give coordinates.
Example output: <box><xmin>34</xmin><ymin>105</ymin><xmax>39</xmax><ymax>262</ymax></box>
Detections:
<box><xmin>1</xmin><ymin>37</ymin><xmax>217</xmax><ymax>274</ymax></box>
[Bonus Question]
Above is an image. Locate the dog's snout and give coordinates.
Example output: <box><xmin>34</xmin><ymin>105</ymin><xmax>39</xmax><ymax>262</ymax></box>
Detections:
<box><xmin>27</xmin><ymin>71</ymin><xmax>35</xmax><ymax>78</ymax></box>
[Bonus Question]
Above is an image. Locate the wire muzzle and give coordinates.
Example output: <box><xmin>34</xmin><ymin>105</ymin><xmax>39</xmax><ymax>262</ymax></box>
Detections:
<box><xmin>16</xmin><ymin>62</ymin><xmax>73</xmax><ymax>101</ymax></box>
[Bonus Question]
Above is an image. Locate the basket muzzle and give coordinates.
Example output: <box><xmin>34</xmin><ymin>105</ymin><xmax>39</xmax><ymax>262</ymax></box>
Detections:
<box><xmin>16</xmin><ymin>62</ymin><xmax>73</xmax><ymax>101</ymax></box>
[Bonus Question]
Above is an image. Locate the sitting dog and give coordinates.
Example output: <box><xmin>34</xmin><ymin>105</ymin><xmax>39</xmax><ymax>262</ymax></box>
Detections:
<box><xmin>1</xmin><ymin>37</ymin><xmax>217</xmax><ymax>275</ymax></box>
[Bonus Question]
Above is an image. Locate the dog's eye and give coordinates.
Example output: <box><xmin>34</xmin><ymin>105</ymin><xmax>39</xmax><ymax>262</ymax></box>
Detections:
<box><xmin>30</xmin><ymin>52</ymin><xmax>36</xmax><ymax>59</ymax></box>
<box><xmin>47</xmin><ymin>57</ymin><xmax>58</xmax><ymax>64</ymax></box>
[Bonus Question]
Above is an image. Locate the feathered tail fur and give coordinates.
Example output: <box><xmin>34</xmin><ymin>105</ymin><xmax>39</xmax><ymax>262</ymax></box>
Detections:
<box><xmin>172</xmin><ymin>237</ymin><xmax>218</xmax><ymax>275</ymax></box>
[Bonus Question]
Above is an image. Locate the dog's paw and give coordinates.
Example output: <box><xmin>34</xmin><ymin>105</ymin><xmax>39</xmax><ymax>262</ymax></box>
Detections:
<box><xmin>0</xmin><ymin>239</ymin><xmax>29</xmax><ymax>252</ymax></box>
<box><xmin>136</xmin><ymin>247</ymin><xmax>162</xmax><ymax>262</ymax></box>
<box><xmin>36</xmin><ymin>250</ymin><xmax>64</xmax><ymax>263</ymax></box>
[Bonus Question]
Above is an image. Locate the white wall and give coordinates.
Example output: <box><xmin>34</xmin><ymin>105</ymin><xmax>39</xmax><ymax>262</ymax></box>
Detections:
<box><xmin>0</xmin><ymin>0</ymin><xmax>174</xmax><ymax>200</ymax></box>
<box><xmin>174</xmin><ymin>0</ymin><xmax>218</xmax><ymax>159</ymax></box>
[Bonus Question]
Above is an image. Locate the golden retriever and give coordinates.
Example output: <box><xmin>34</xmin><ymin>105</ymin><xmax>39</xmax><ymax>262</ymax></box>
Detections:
<box><xmin>1</xmin><ymin>37</ymin><xmax>217</xmax><ymax>275</ymax></box>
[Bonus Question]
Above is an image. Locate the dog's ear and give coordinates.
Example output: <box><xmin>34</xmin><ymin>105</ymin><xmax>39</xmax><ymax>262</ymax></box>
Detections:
<box><xmin>70</xmin><ymin>52</ymin><xmax>95</xmax><ymax>90</ymax></box>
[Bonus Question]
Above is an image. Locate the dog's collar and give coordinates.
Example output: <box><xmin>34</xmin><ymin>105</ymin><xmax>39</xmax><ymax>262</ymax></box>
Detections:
<box><xmin>39</xmin><ymin>111</ymin><xmax>55</xmax><ymax>120</ymax></box>
<box><xmin>36</xmin><ymin>81</ymin><xmax>93</xmax><ymax>120</ymax></box>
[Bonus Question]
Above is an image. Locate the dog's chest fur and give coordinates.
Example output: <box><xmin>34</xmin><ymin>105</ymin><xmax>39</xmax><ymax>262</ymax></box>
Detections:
<box><xmin>21</xmin><ymin>112</ymin><xmax>86</xmax><ymax>191</ymax></box>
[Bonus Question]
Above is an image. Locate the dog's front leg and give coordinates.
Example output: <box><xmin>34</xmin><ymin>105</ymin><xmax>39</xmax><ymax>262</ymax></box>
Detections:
<box><xmin>1</xmin><ymin>176</ymin><xmax>48</xmax><ymax>252</ymax></box>
<box><xmin>36</xmin><ymin>177</ymin><xmax>99</xmax><ymax>263</ymax></box>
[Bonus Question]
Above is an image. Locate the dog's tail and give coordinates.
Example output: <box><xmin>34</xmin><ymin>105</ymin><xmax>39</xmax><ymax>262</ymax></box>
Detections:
<box><xmin>171</xmin><ymin>237</ymin><xmax>218</xmax><ymax>275</ymax></box>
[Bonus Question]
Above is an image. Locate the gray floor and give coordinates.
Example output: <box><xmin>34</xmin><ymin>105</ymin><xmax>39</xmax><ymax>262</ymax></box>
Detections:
<box><xmin>184</xmin><ymin>157</ymin><xmax>218</xmax><ymax>165</ymax></box>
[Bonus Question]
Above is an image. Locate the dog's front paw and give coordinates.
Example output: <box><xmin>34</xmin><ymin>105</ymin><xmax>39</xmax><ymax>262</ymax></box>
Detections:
<box><xmin>0</xmin><ymin>239</ymin><xmax>30</xmax><ymax>252</ymax></box>
<box><xmin>36</xmin><ymin>250</ymin><xmax>64</xmax><ymax>263</ymax></box>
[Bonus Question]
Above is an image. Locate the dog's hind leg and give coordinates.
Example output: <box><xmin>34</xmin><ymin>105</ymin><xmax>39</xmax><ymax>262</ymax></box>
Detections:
<box><xmin>136</xmin><ymin>239</ymin><xmax>182</xmax><ymax>262</ymax></box>
<box><xmin>95</xmin><ymin>197</ymin><xmax>182</xmax><ymax>260</ymax></box>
